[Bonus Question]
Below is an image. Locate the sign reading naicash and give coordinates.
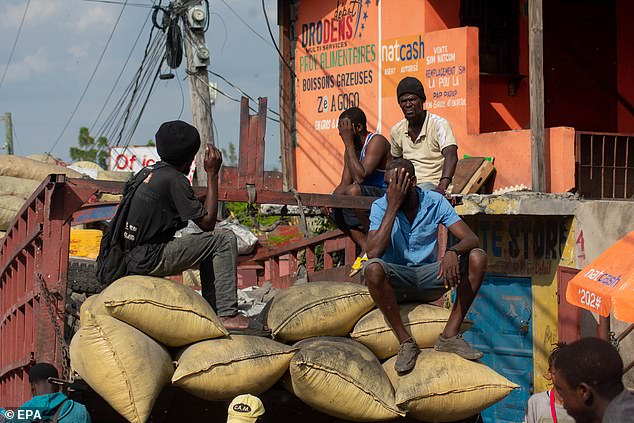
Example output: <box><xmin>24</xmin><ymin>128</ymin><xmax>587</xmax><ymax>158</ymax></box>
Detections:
<box><xmin>294</xmin><ymin>0</ymin><xmax>469</xmax><ymax>193</ymax></box>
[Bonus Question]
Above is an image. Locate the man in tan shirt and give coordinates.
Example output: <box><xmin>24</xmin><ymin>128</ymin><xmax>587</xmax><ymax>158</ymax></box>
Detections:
<box><xmin>390</xmin><ymin>76</ymin><xmax>458</xmax><ymax>193</ymax></box>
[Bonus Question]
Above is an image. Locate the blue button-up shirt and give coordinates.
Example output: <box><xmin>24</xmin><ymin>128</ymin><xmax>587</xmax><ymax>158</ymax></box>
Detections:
<box><xmin>369</xmin><ymin>187</ymin><xmax>461</xmax><ymax>266</ymax></box>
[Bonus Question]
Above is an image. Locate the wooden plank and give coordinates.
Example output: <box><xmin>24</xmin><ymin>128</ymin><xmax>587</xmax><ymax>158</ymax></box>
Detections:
<box><xmin>452</xmin><ymin>158</ymin><xmax>484</xmax><ymax>194</ymax></box>
<box><xmin>459</xmin><ymin>160</ymin><xmax>496</xmax><ymax>194</ymax></box>
<box><xmin>238</xmin><ymin>97</ymin><xmax>251</xmax><ymax>178</ymax></box>
<box><xmin>278</xmin><ymin>0</ymin><xmax>296</xmax><ymax>191</ymax></box>
<box><xmin>529</xmin><ymin>0</ymin><xmax>546</xmax><ymax>192</ymax></box>
<box><xmin>255</xmin><ymin>98</ymin><xmax>267</xmax><ymax>188</ymax></box>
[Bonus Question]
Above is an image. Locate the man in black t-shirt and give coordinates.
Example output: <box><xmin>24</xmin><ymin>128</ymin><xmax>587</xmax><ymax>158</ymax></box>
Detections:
<box><xmin>121</xmin><ymin>120</ymin><xmax>268</xmax><ymax>335</ymax></box>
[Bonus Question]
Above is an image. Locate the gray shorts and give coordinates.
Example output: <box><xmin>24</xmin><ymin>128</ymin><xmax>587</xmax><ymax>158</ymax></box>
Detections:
<box><xmin>362</xmin><ymin>254</ymin><xmax>469</xmax><ymax>303</ymax></box>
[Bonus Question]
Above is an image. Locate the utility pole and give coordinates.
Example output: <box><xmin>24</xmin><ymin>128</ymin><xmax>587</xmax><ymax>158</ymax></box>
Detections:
<box><xmin>182</xmin><ymin>0</ymin><xmax>214</xmax><ymax>186</ymax></box>
<box><xmin>1</xmin><ymin>112</ymin><xmax>13</xmax><ymax>155</ymax></box>
<box><xmin>529</xmin><ymin>0</ymin><xmax>546</xmax><ymax>192</ymax></box>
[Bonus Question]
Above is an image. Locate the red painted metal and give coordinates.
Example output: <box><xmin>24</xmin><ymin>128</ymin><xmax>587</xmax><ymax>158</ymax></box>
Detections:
<box><xmin>0</xmin><ymin>175</ymin><xmax>97</xmax><ymax>407</ymax></box>
<box><xmin>557</xmin><ymin>266</ymin><xmax>581</xmax><ymax>343</ymax></box>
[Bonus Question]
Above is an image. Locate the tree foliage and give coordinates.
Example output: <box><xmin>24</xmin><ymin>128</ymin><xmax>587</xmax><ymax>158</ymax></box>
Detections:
<box><xmin>221</xmin><ymin>142</ymin><xmax>238</xmax><ymax>166</ymax></box>
<box><xmin>70</xmin><ymin>127</ymin><xmax>109</xmax><ymax>169</ymax></box>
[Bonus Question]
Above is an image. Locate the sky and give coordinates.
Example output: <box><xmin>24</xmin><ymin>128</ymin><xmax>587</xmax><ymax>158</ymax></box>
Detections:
<box><xmin>0</xmin><ymin>0</ymin><xmax>282</xmax><ymax>170</ymax></box>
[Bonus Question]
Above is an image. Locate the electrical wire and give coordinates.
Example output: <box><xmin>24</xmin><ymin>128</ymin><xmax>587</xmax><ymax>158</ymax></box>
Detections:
<box><xmin>80</xmin><ymin>0</ymin><xmax>153</xmax><ymax>8</ymax></box>
<box><xmin>47</xmin><ymin>0</ymin><xmax>129</xmax><ymax>155</ymax></box>
<box><xmin>261</xmin><ymin>0</ymin><xmax>294</xmax><ymax>77</ymax></box>
<box><xmin>0</xmin><ymin>0</ymin><xmax>32</xmax><ymax>90</ymax></box>
<box><xmin>207</xmin><ymin>69</ymin><xmax>281</xmax><ymax>118</ymax></box>
<box><xmin>217</xmin><ymin>0</ymin><xmax>274</xmax><ymax>48</ymax></box>
<box><xmin>175</xmin><ymin>69</ymin><xmax>185</xmax><ymax>119</ymax></box>
<box><xmin>207</xmin><ymin>80</ymin><xmax>280</xmax><ymax>124</ymax></box>
<box><xmin>90</xmin><ymin>6</ymin><xmax>154</xmax><ymax>132</ymax></box>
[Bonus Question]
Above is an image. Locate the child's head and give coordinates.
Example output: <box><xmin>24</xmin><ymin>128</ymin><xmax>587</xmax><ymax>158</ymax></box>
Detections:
<box><xmin>547</xmin><ymin>342</ymin><xmax>566</xmax><ymax>378</ymax></box>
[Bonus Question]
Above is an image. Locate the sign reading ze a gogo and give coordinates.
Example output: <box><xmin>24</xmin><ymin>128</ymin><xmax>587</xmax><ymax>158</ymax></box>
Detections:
<box><xmin>109</xmin><ymin>146</ymin><xmax>159</xmax><ymax>173</ymax></box>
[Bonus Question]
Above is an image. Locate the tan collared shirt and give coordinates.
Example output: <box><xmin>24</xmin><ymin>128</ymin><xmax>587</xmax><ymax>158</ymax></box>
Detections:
<box><xmin>389</xmin><ymin>112</ymin><xmax>457</xmax><ymax>185</ymax></box>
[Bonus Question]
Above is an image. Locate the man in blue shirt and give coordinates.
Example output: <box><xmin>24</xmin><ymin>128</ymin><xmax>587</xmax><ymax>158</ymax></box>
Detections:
<box><xmin>363</xmin><ymin>158</ymin><xmax>487</xmax><ymax>374</ymax></box>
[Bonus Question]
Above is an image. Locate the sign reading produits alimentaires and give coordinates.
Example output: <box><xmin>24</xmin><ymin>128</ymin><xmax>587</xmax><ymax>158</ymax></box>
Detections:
<box><xmin>294</xmin><ymin>0</ymin><xmax>470</xmax><ymax>193</ymax></box>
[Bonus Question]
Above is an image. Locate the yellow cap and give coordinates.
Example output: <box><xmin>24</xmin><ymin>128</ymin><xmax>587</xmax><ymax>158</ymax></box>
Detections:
<box><xmin>227</xmin><ymin>394</ymin><xmax>265</xmax><ymax>423</ymax></box>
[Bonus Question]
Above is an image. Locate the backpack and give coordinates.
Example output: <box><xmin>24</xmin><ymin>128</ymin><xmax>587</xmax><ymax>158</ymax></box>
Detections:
<box><xmin>96</xmin><ymin>164</ymin><xmax>165</xmax><ymax>285</ymax></box>
<box><xmin>33</xmin><ymin>399</ymin><xmax>68</xmax><ymax>423</ymax></box>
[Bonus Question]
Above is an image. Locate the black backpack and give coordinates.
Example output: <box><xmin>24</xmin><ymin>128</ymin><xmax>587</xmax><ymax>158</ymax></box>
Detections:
<box><xmin>96</xmin><ymin>164</ymin><xmax>164</xmax><ymax>285</ymax></box>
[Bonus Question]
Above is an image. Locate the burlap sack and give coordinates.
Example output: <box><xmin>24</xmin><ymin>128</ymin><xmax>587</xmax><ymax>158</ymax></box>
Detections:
<box><xmin>0</xmin><ymin>155</ymin><xmax>82</xmax><ymax>180</ymax></box>
<box><xmin>97</xmin><ymin>170</ymin><xmax>133</xmax><ymax>181</ymax></box>
<box><xmin>267</xmin><ymin>281</ymin><xmax>375</xmax><ymax>342</ymax></box>
<box><xmin>79</xmin><ymin>294</ymin><xmax>109</xmax><ymax>326</ymax></box>
<box><xmin>351</xmin><ymin>303</ymin><xmax>473</xmax><ymax>359</ymax></box>
<box><xmin>172</xmin><ymin>335</ymin><xmax>297</xmax><ymax>400</ymax></box>
<box><xmin>0</xmin><ymin>176</ymin><xmax>39</xmax><ymax>199</ymax></box>
<box><xmin>286</xmin><ymin>337</ymin><xmax>404</xmax><ymax>422</ymax></box>
<box><xmin>100</xmin><ymin>276</ymin><xmax>228</xmax><ymax>346</ymax></box>
<box><xmin>383</xmin><ymin>349</ymin><xmax>518</xmax><ymax>422</ymax></box>
<box><xmin>0</xmin><ymin>195</ymin><xmax>24</xmax><ymax>230</ymax></box>
<box><xmin>70</xmin><ymin>313</ymin><xmax>174</xmax><ymax>423</ymax></box>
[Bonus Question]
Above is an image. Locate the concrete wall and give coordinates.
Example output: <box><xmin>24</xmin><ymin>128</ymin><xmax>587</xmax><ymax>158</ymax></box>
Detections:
<box><xmin>573</xmin><ymin>200</ymin><xmax>634</xmax><ymax>387</ymax></box>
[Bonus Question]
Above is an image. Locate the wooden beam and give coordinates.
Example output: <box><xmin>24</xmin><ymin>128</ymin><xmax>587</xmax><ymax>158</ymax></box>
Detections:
<box><xmin>529</xmin><ymin>0</ymin><xmax>546</xmax><ymax>192</ymax></box>
<box><xmin>278</xmin><ymin>0</ymin><xmax>297</xmax><ymax>191</ymax></box>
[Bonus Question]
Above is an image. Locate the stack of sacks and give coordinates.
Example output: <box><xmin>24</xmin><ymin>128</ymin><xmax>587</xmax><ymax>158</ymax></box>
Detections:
<box><xmin>0</xmin><ymin>155</ymin><xmax>83</xmax><ymax>230</ymax></box>
<box><xmin>72</xmin><ymin>276</ymin><xmax>297</xmax><ymax>423</ymax></box>
<box><xmin>264</xmin><ymin>282</ymin><xmax>518</xmax><ymax>422</ymax></box>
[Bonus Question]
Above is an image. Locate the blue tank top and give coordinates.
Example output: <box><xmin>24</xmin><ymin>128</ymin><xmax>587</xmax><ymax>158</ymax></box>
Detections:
<box><xmin>360</xmin><ymin>132</ymin><xmax>386</xmax><ymax>187</ymax></box>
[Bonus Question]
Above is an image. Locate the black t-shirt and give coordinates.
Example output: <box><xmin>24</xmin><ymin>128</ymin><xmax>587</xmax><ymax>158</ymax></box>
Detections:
<box><xmin>123</xmin><ymin>163</ymin><xmax>206</xmax><ymax>272</ymax></box>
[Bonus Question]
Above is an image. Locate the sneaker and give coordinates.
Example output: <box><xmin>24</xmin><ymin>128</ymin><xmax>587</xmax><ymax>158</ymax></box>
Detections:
<box><xmin>434</xmin><ymin>333</ymin><xmax>483</xmax><ymax>360</ymax></box>
<box><xmin>349</xmin><ymin>253</ymin><xmax>368</xmax><ymax>277</ymax></box>
<box><xmin>394</xmin><ymin>338</ymin><xmax>419</xmax><ymax>374</ymax></box>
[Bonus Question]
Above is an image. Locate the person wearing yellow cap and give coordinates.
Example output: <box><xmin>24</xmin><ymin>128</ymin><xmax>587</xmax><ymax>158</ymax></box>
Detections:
<box><xmin>227</xmin><ymin>394</ymin><xmax>265</xmax><ymax>423</ymax></box>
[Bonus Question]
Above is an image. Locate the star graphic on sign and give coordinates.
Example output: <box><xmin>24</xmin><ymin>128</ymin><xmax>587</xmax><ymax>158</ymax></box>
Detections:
<box><xmin>364</xmin><ymin>12</ymin><xmax>368</xmax><ymax>19</ymax></box>
<box><xmin>361</xmin><ymin>23</ymin><xmax>365</xmax><ymax>30</ymax></box>
<box><xmin>365</xmin><ymin>0</ymin><xmax>370</xmax><ymax>5</ymax></box>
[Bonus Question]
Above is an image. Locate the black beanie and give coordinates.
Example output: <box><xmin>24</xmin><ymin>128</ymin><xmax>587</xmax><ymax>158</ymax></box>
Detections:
<box><xmin>396</xmin><ymin>76</ymin><xmax>426</xmax><ymax>101</ymax></box>
<box><xmin>29</xmin><ymin>363</ymin><xmax>59</xmax><ymax>383</ymax></box>
<box><xmin>155</xmin><ymin>120</ymin><xmax>201</xmax><ymax>165</ymax></box>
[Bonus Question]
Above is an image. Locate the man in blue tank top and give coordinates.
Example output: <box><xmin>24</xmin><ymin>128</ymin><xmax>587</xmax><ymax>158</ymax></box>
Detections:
<box><xmin>327</xmin><ymin>107</ymin><xmax>391</xmax><ymax>276</ymax></box>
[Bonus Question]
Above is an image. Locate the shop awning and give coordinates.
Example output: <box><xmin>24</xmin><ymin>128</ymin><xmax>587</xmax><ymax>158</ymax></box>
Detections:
<box><xmin>566</xmin><ymin>230</ymin><xmax>634</xmax><ymax>323</ymax></box>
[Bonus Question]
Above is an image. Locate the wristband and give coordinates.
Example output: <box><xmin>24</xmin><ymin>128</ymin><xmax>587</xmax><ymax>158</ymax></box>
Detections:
<box><xmin>447</xmin><ymin>247</ymin><xmax>460</xmax><ymax>255</ymax></box>
<box><xmin>439</xmin><ymin>177</ymin><xmax>452</xmax><ymax>183</ymax></box>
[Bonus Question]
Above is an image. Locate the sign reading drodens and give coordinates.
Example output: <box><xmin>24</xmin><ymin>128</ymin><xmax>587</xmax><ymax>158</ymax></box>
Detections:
<box><xmin>294</xmin><ymin>1</ymin><xmax>472</xmax><ymax>193</ymax></box>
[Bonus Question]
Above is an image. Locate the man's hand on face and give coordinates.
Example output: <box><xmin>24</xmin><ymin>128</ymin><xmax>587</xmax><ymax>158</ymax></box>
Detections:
<box><xmin>338</xmin><ymin>117</ymin><xmax>355</xmax><ymax>147</ymax></box>
<box><xmin>438</xmin><ymin>250</ymin><xmax>460</xmax><ymax>290</ymax></box>
<box><xmin>386</xmin><ymin>167</ymin><xmax>411</xmax><ymax>211</ymax></box>
<box><xmin>203</xmin><ymin>143</ymin><xmax>223</xmax><ymax>174</ymax></box>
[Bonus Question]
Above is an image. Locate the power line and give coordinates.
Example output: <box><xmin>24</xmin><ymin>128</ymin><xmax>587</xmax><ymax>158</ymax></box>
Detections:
<box><xmin>80</xmin><ymin>0</ymin><xmax>152</xmax><ymax>8</ymax></box>
<box><xmin>0</xmin><ymin>0</ymin><xmax>32</xmax><ymax>90</ymax></box>
<box><xmin>208</xmin><ymin>80</ymin><xmax>280</xmax><ymax>124</ymax></box>
<box><xmin>90</xmin><ymin>6</ymin><xmax>154</xmax><ymax>132</ymax></box>
<box><xmin>48</xmin><ymin>0</ymin><xmax>129</xmax><ymax>154</ymax></box>
<box><xmin>207</xmin><ymin>69</ymin><xmax>280</xmax><ymax>118</ymax></box>
<box><xmin>261</xmin><ymin>0</ymin><xmax>294</xmax><ymax>77</ymax></box>
<box><xmin>217</xmin><ymin>0</ymin><xmax>274</xmax><ymax>48</ymax></box>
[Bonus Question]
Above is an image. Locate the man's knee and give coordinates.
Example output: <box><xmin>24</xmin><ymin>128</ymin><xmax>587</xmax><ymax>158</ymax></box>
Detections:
<box><xmin>362</xmin><ymin>261</ymin><xmax>388</xmax><ymax>288</ymax></box>
<box><xmin>343</xmin><ymin>183</ymin><xmax>362</xmax><ymax>196</ymax></box>
<box><xmin>468</xmin><ymin>248</ymin><xmax>487</xmax><ymax>275</ymax></box>
<box><xmin>214</xmin><ymin>229</ymin><xmax>237</xmax><ymax>251</ymax></box>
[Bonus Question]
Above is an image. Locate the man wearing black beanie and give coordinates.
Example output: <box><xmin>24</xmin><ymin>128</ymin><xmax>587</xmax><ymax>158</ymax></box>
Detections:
<box><xmin>110</xmin><ymin>120</ymin><xmax>268</xmax><ymax>335</ymax></box>
<box><xmin>390</xmin><ymin>76</ymin><xmax>458</xmax><ymax>194</ymax></box>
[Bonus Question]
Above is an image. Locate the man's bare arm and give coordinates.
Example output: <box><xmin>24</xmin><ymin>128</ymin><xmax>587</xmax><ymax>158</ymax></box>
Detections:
<box><xmin>346</xmin><ymin>134</ymin><xmax>391</xmax><ymax>185</ymax></box>
<box><xmin>438</xmin><ymin>145</ymin><xmax>458</xmax><ymax>192</ymax></box>
<box><xmin>194</xmin><ymin>145</ymin><xmax>222</xmax><ymax>232</ymax></box>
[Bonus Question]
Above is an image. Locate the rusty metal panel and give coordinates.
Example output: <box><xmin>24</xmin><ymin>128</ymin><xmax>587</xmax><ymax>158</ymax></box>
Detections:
<box><xmin>557</xmin><ymin>266</ymin><xmax>581</xmax><ymax>343</ymax></box>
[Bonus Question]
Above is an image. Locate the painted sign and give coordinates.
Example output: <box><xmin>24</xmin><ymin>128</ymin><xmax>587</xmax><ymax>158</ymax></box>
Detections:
<box><xmin>109</xmin><ymin>146</ymin><xmax>159</xmax><ymax>173</ymax></box>
<box><xmin>109</xmin><ymin>146</ymin><xmax>196</xmax><ymax>183</ymax></box>
<box><xmin>295</xmin><ymin>1</ymin><xmax>472</xmax><ymax>193</ymax></box>
<box><xmin>460</xmin><ymin>216</ymin><xmax>570</xmax><ymax>275</ymax></box>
